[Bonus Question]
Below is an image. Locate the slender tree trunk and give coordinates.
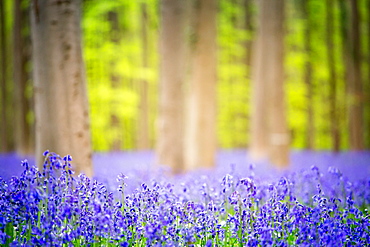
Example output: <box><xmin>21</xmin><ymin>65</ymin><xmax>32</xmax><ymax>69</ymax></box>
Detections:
<box><xmin>229</xmin><ymin>0</ymin><xmax>254</xmax><ymax>148</ymax></box>
<box><xmin>31</xmin><ymin>0</ymin><xmax>93</xmax><ymax>176</ymax></box>
<box><xmin>13</xmin><ymin>0</ymin><xmax>33</xmax><ymax>155</ymax></box>
<box><xmin>339</xmin><ymin>0</ymin><xmax>349</xmax><ymax>149</ymax></box>
<box><xmin>267</xmin><ymin>0</ymin><xmax>289</xmax><ymax>167</ymax></box>
<box><xmin>303</xmin><ymin>0</ymin><xmax>314</xmax><ymax>150</ymax></box>
<box><xmin>156</xmin><ymin>0</ymin><xmax>186</xmax><ymax>173</ymax></box>
<box><xmin>250</xmin><ymin>0</ymin><xmax>289</xmax><ymax>167</ymax></box>
<box><xmin>367</xmin><ymin>0</ymin><xmax>370</xmax><ymax>149</ymax></box>
<box><xmin>242</xmin><ymin>0</ymin><xmax>254</xmax><ymax>147</ymax></box>
<box><xmin>229</xmin><ymin>0</ymin><xmax>239</xmax><ymax>148</ymax></box>
<box><xmin>339</xmin><ymin>0</ymin><xmax>364</xmax><ymax>150</ymax></box>
<box><xmin>0</xmin><ymin>0</ymin><xmax>8</xmax><ymax>152</ymax></box>
<box><xmin>137</xmin><ymin>2</ymin><xmax>150</xmax><ymax>150</ymax></box>
<box><xmin>108</xmin><ymin>10</ymin><xmax>122</xmax><ymax>151</ymax></box>
<box><xmin>250</xmin><ymin>0</ymin><xmax>271</xmax><ymax>160</ymax></box>
<box><xmin>24</xmin><ymin>2</ymin><xmax>35</xmax><ymax>154</ymax></box>
<box><xmin>185</xmin><ymin>0</ymin><xmax>217</xmax><ymax>171</ymax></box>
<box><xmin>347</xmin><ymin>0</ymin><xmax>364</xmax><ymax>150</ymax></box>
<box><xmin>326</xmin><ymin>0</ymin><xmax>340</xmax><ymax>152</ymax></box>
<box><xmin>243</xmin><ymin>0</ymin><xmax>253</xmax><ymax>69</ymax></box>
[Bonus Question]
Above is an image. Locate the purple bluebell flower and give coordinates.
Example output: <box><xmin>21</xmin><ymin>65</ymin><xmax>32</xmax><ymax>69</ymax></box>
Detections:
<box><xmin>1</xmin><ymin>151</ymin><xmax>370</xmax><ymax>246</ymax></box>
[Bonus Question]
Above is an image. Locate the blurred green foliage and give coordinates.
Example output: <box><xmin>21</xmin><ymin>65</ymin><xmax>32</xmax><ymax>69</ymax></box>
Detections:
<box><xmin>82</xmin><ymin>0</ymin><xmax>158</xmax><ymax>151</ymax></box>
<box><xmin>79</xmin><ymin>0</ymin><xmax>368</xmax><ymax>151</ymax></box>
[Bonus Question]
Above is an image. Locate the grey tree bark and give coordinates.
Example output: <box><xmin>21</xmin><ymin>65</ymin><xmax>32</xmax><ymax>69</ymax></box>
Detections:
<box><xmin>107</xmin><ymin>10</ymin><xmax>122</xmax><ymax>151</ymax></box>
<box><xmin>250</xmin><ymin>0</ymin><xmax>289</xmax><ymax>167</ymax></box>
<box><xmin>249</xmin><ymin>0</ymin><xmax>269</xmax><ymax>160</ymax></box>
<box><xmin>243</xmin><ymin>0</ymin><xmax>253</xmax><ymax>69</ymax></box>
<box><xmin>367</xmin><ymin>0</ymin><xmax>370</xmax><ymax>149</ymax></box>
<box><xmin>302</xmin><ymin>0</ymin><xmax>314</xmax><ymax>150</ymax></box>
<box><xmin>339</xmin><ymin>0</ymin><xmax>349</xmax><ymax>150</ymax></box>
<box><xmin>345</xmin><ymin>0</ymin><xmax>364</xmax><ymax>150</ymax></box>
<box><xmin>156</xmin><ymin>0</ymin><xmax>186</xmax><ymax>174</ymax></box>
<box><xmin>31</xmin><ymin>0</ymin><xmax>93</xmax><ymax>176</ymax></box>
<box><xmin>0</xmin><ymin>0</ymin><xmax>9</xmax><ymax>152</ymax></box>
<box><xmin>326</xmin><ymin>0</ymin><xmax>340</xmax><ymax>152</ymax></box>
<box><xmin>13</xmin><ymin>0</ymin><xmax>33</xmax><ymax>155</ymax></box>
<box><xmin>185</xmin><ymin>0</ymin><xmax>217</xmax><ymax>171</ymax></box>
<box><xmin>267</xmin><ymin>0</ymin><xmax>289</xmax><ymax>167</ymax></box>
<box><xmin>137</xmin><ymin>2</ymin><xmax>150</xmax><ymax>150</ymax></box>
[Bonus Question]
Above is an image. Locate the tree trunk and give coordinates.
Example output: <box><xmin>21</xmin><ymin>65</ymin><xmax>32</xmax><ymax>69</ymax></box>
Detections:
<box><xmin>267</xmin><ymin>0</ymin><xmax>289</xmax><ymax>167</ymax></box>
<box><xmin>339</xmin><ymin>0</ymin><xmax>349</xmax><ymax>149</ymax></box>
<box><xmin>249</xmin><ymin>1</ymin><xmax>269</xmax><ymax>159</ymax></box>
<box><xmin>367</xmin><ymin>0</ymin><xmax>370</xmax><ymax>149</ymax></box>
<box><xmin>250</xmin><ymin>0</ymin><xmax>289</xmax><ymax>167</ymax></box>
<box><xmin>243</xmin><ymin>0</ymin><xmax>253</xmax><ymax>69</ymax></box>
<box><xmin>250</xmin><ymin>1</ymin><xmax>269</xmax><ymax>159</ymax></box>
<box><xmin>137</xmin><ymin>2</ymin><xmax>150</xmax><ymax>150</ymax></box>
<box><xmin>326</xmin><ymin>0</ymin><xmax>340</xmax><ymax>152</ymax></box>
<box><xmin>31</xmin><ymin>0</ymin><xmax>93</xmax><ymax>176</ymax></box>
<box><xmin>156</xmin><ymin>0</ymin><xmax>186</xmax><ymax>173</ymax></box>
<box><xmin>13</xmin><ymin>0</ymin><xmax>33</xmax><ymax>155</ymax></box>
<box><xmin>185</xmin><ymin>0</ymin><xmax>217</xmax><ymax>171</ymax></box>
<box><xmin>303</xmin><ymin>0</ymin><xmax>314</xmax><ymax>150</ymax></box>
<box><xmin>347</xmin><ymin>0</ymin><xmax>364</xmax><ymax>150</ymax></box>
<box><xmin>242</xmin><ymin>0</ymin><xmax>254</xmax><ymax>147</ymax></box>
<box><xmin>107</xmin><ymin>10</ymin><xmax>122</xmax><ymax>151</ymax></box>
<box><xmin>0</xmin><ymin>0</ymin><xmax>8</xmax><ymax>152</ymax></box>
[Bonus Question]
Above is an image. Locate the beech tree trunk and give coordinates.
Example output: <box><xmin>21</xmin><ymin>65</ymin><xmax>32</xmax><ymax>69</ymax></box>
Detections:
<box><xmin>347</xmin><ymin>0</ymin><xmax>364</xmax><ymax>150</ymax></box>
<box><xmin>339</xmin><ymin>0</ymin><xmax>349</xmax><ymax>149</ymax></box>
<box><xmin>303</xmin><ymin>0</ymin><xmax>314</xmax><ymax>150</ymax></box>
<box><xmin>364</xmin><ymin>0</ymin><xmax>370</xmax><ymax>149</ymax></box>
<box><xmin>326</xmin><ymin>0</ymin><xmax>340</xmax><ymax>152</ymax></box>
<box><xmin>243</xmin><ymin>0</ymin><xmax>253</xmax><ymax>69</ymax></box>
<box><xmin>156</xmin><ymin>0</ymin><xmax>186</xmax><ymax>173</ymax></box>
<box><xmin>250</xmin><ymin>0</ymin><xmax>289</xmax><ymax>167</ymax></box>
<box><xmin>137</xmin><ymin>2</ymin><xmax>150</xmax><ymax>150</ymax></box>
<box><xmin>108</xmin><ymin>10</ymin><xmax>122</xmax><ymax>151</ymax></box>
<box><xmin>31</xmin><ymin>0</ymin><xmax>93</xmax><ymax>177</ymax></box>
<box><xmin>13</xmin><ymin>0</ymin><xmax>33</xmax><ymax>155</ymax></box>
<box><xmin>0</xmin><ymin>0</ymin><xmax>8</xmax><ymax>152</ymax></box>
<box><xmin>185</xmin><ymin>0</ymin><xmax>217</xmax><ymax>171</ymax></box>
<box><xmin>267</xmin><ymin>0</ymin><xmax>289</xmax><ymax>167</ymax></box>
<box><xmin>367</xmin><ymin>0</ymin><xmax>370</xmax><ymax>149</ymax></box>
<box><xmin>249</xmin><ymin>1</ymin><xmax>270</xmax><ymax>159</ymax></box>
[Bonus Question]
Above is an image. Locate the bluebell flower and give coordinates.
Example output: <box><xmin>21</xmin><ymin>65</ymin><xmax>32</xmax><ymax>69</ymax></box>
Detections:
<box><xmin>0</xmin><ymin>231</ymin><xmax>9</xmax><ymax>244</ymax></box>
<box><xmin>240</xmin><ymin>177</ymin><xmax>256</xmax><ymax>197</ymax></box>
<box><xmin>205</xmin><ymin>239</ymin><xmax>212</xmax><ymax>247</ymax></box>
<box><xmin>63</xmin><ymin>155</ymin><xmax>72</xmax><ymax>162</ymax></box>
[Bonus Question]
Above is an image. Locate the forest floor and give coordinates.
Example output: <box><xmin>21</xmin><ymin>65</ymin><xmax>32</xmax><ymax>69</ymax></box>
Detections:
<box><xmin>1</xmin><ymin>150</ymin><xmax>369</xmax><ymax>245</ymax></box>
<box><xmin>1</xmin><ymin>150</ymin><xmax>369</xmax><ymax>185</ymax></box>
